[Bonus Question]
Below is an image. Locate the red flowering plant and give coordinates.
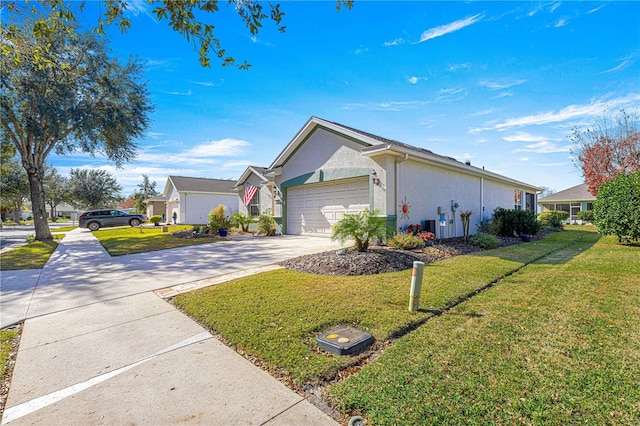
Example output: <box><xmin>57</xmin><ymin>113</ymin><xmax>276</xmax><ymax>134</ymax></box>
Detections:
<box><xmin>416</xmin><ymin>231</ymin><xmax>436</xmax><ymax>243</ymax></box>
<box><xmin>406</xmin><ymin>224</ymin><xmax>422</xmax><ymax>235</ymax></box>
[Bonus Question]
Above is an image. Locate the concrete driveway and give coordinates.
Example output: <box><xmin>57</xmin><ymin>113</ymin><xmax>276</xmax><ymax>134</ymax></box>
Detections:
<box><xmin>1</xmin><ymin>228</ymin><xmax>342</xmax><ymax>425</ymax></box>
<box><xmin>2</xmin><ymin>228</ymin><xmax>343</xmax><ymax>327</ymax></box>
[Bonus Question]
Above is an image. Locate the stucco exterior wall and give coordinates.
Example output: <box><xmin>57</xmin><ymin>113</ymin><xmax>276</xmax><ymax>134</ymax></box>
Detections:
<box><xmin>238</xmin><ymin>176</ymin><xmax>280</xmax><ymax>218</ymax></box>
<box><xmin>396</xmin><ymin>160</ymin><xmax>483</xmax><ymax>238</ymax></box>
<box><xmin>278</xmin><ymin>128</ymin><xmax>376</xmax><ymax>183</ymax></box>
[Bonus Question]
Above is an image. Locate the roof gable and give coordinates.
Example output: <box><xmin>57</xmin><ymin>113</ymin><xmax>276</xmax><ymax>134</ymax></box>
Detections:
<box><xmin>235</xmin><ymin>166</ymin><xmax>269</xmax><ymax>187</ymax></box>
<box><xmin>165</xmin><ymin>176</ymin><xmax>236</xmax><ymax>195</ymax></box>
<box><xmin>539</xmin><ymin>183</ymin><xmax>596</xmax><ymax>202</ymax></box>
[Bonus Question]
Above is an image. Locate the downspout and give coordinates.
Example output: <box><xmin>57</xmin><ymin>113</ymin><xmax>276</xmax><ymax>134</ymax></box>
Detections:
<box><xmin>480</xmin><ymin>177</ymin><xmax>484</xmax><ymax>223</ymax></box>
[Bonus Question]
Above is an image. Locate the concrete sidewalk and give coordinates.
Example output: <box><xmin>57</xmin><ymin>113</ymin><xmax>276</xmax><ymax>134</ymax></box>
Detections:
<box><xmin>1</xmin><ymin>229</ymin><xmax>341</xmax><ymax>425</ymax></box>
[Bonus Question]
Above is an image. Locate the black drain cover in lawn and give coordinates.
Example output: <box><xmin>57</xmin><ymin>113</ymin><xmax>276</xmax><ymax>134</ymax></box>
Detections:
<box><xmin>317</xmin><ymin>325</ymin><xmax>374</xmax><ymax>355</ymax></box>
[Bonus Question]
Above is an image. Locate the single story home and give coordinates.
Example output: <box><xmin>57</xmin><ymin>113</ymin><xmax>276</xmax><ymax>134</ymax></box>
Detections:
<box><xmin>261</xmin><ymin>116</ymin><xmax>540</xmax><ymax>238</ymax></box>
<box><xmin>538</xmin><ymin>183</ymin><xmax>596</xmax><ymax>223</ymax></box>
<box><xmin>144</xmin><ymin>196</ymin><xmax>167</xmax><ymax>220</ymax></box>
<box><xmin>160</xmin><ymin>176</ymin><xmax>238</xmax><ymax>224</ymax></box>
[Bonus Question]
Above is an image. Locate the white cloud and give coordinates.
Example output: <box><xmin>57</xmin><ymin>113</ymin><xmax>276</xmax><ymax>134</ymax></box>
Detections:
<box><xmin>416</xmin><ymin>13</ymin><xmax>484</xmax><ymax>43</ymax></box>
<box><xmin>384</xmin><ymin>38</ymin><xmax>405</xmax><ymax>47</ymax></box>
<box><xmin>479</xmin><ymin>79</ymin><xmax>527</xmax><ymax>90</ymax></box>
<box><xmin>476</xmin><ymin>93</ymin><xmax>640</xmax><ymax>131</ymax></box>
<box><xmin>600</xmin><ymin>56</ymin><xmax>632</xmax><ymax>74</ymax></box>
<box><xmin>162</xmin><ymin>90</ymin><xmax>192</xmax><ymax>96</ymax></box>
<box><xmin>554</xmin><ymin>19</ymin><xmax>568</xmax><ymax>28</ymax></box>
<box><xmin>447</xmin><ymin>63</ymin><xmax>472</xmax><ymax>72</ymax></box>
<box><xmin>513</xmin><ymin>141</ymin><xmax>571</xmax><ymax>154</ymax></box>
<box><xmin>183</xmin><ymin>139</ymin><xmax>251</xmax><ymax>157</ymax></box>
<box><xmin>352</xmin><ymin>46</ymin><xmax>369</xmax><ymax>55</ymax></box>
<box><xmin>502</xmin><ymin>131</ymin><xmax>560</xmax><ymax>143</ymax></box>
<box><xmin>408</xmin><ymin>76</ymin><xmax>427</xmax><ymax>84</ymax></box>
<box><xmin>187</xmin><ymin>79</ymin><xmax>224</xmax><ymax>87</ymax></box>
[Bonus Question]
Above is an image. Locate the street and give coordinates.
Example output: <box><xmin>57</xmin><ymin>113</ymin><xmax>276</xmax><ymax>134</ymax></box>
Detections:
<box><xmin>0</xmin><ymin>221</ymin><xmax>74</xmax><ymax>250</ymax></box>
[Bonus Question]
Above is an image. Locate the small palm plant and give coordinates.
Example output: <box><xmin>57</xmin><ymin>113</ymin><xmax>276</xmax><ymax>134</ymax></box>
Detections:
<box><xmin>230</xmin><ymin>212</ymin><xmax>252</xmax><ymax>232</ymax></box>
<box><xmin>331</xmin><ymin>208</ymin><xmax>390</xmax><ymax>252</ymax></box>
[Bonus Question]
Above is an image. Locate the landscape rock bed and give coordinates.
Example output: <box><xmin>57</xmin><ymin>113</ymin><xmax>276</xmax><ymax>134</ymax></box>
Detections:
<box><xmin>280</xmin><ymin>230</ymin><xmax>554</xmax><ymax>276</ymax></box>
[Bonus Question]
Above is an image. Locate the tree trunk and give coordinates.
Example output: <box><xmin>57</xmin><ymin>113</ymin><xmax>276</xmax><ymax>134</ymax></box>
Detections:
<box><xmin>27</xmin><ymin>169</ymin><xmax>53</xmax><ymax>240</ymax></box>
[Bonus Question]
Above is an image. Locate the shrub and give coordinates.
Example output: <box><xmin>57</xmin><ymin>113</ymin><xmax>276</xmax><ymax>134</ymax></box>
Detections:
<box><xmin>594</xmin><ymin>171</ymin><xmax>640</xmax><ymax>243</ymax></box>
<box><xmin>231</xmin><ymin>212</ymin><xmax>253</xmax><ymax>232</ymax></box>
<box><xmin>469</xmin><ymin>233</ymin><xmax>500</xmax><ymax>250</ymax></box>
<box><xmin>331</xmin><ymin>208</ymin><xmax>390</xmax><ymax>252</ymax></box>
<box><xmin>388</xmin><ymin>232</ymin><xmax>424</xmax><ymax>250</ymax></box>
<box><xmin>208</xmin><ymin>205</ymin><xmax>231</xmax><ymax>232</ymax></box>
<box><xmin>538</xmin><ymin>210</ymin><xmax>569</xmax><ymax>228</ymax></box>
<box><xmin>415</xmin><ymin>231</ymin><xmax>436</xmax><ymax>243</ymax></box>
<box><xmin>149</xmin><ymin>215</ymin><xmax>162</xmax><ymax>225</ymax></box>
<box><xmin>492</xmin><ymin>208</ymin><xmax>540</xmax><ymax>236</ymax></box>
<box><xmin>577</xmin><ymin>209</ymin><xmax>594</xmax><ymax>222</ymax></box>
<box><xmin>257</xmin><ymin>209</ymin><xmax>275</xmax><ymax>235</ymax></box>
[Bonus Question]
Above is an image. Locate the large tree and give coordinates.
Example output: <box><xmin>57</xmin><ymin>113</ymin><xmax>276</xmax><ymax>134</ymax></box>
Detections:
<box><xmin>1</xmin><ymin>20</ymin><xmax>152</xmax><ymax>240</ymax></box>
<box><xmin>43</xmin><ymin>166</ymin><xmax>70</xmax><ymax>220</ymax></box>
<box><xmin>0</xmin><ymin>156</ymin><xmax>30</xmax><ymax>222</ymax></box>
<box><xmin>131</xmin><ymin>174</ymin><xmax>159</xmax><ymax>213</ymax></box>
<box><xmin>4</xmin><ymin>0</ymin><xmax>352</xmax><ymax>69</ymax></box>
<box><xmin>68</xmin><ymin>169</ymin><xmax>123</xmax><ymax>210</ymax></box>
<box><xmin>569</xmin><ymin>108</ymin><xmax>640</xmax><ymax>195</ymax></box>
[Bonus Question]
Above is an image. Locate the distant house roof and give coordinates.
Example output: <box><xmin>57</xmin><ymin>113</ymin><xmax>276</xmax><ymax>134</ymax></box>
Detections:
<box><xmin>164</xmin><ymin>176</ymin><xmax>236</xmax><ymax>196</ymax></box>
<box><xmin>118</xmin><ymin>199</ymin><xmax>135</xmax><ymax>209</ymax></box>
<box><xmin>539</xmin><ymin>183</ymin><xmax>596</xmax><ymax>203</ymax></box>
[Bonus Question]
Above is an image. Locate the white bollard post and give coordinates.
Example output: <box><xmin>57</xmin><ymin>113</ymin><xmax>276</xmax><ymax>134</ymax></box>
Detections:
<box><xmin>409</xmin><ymin>261</ymin><xmax>425</xmax><ymax>312</ymax></box>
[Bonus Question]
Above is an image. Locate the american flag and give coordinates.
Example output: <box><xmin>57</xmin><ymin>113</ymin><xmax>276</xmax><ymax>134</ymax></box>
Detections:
<box><xmin>243</xmin><ymin>183</ymin><xmax>259</xmax><ymax>206</ymax></box>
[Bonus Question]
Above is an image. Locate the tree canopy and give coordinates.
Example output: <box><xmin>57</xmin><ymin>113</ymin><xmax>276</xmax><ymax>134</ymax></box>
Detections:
<box><xmin>1</xmin><ymin>17</ymin><xmax>153</xmax><ymax>239</ymax></box>
<box><xmin>3</xmin><ymin>0</ymin><xmax>353</xmax><ymax>69</ymax></box>
<box><xmin>131</xmin><ymin>174</ymin><xmax>159</xmax><ymax>213</ymax></box>
<box><xmin>569</xmin><ymin>108</ymin><xmax>640</xmax><ymax>195</ymax></box>
<box><xmin>69</xmin><ymin>168</ymin><xmax>123</xmax><ymax>210</ymax></box>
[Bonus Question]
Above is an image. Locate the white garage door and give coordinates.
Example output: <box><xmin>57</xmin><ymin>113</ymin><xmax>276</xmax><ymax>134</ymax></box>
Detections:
<box><xmin>287</xmin><ymin>178</ymin><xmax>370</xmax><ymax>236</ymax></box>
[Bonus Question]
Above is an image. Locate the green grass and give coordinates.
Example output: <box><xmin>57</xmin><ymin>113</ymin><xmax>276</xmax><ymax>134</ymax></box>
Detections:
<box><xmin>0</xmin><ymin>241</ymin><xmax>58</xmax><ymax>270</ymax></box>
<box><xmin>52</xmin><ymin>226</ymin><xmax>77</xmax><ymax>233</ymax></box>
<box><xmin>93</xmin><ymin>225</ymin><xmax>221</xmax><ymax>256</ymax></box>
<box><xmin>328</xmin><ymin>231</ymin><xmax>640</xmax><ymax>425</ymax></box>
<box><xmin>174</xmin><ymin>230</ymin><xmax>590</xmax><ymax>386</ymax></box>
<box><xmin>0</xmin><ymin>330</ymin><xmax>19</xmax><ymax>379</ymax></box>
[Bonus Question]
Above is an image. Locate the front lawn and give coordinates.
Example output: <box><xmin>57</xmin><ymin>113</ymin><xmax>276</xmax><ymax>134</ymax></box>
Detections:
<box><xmin>328</xmin><ymin>231</ymin><xmax>640</xmax><ymax>425</ymax></box>
<box><xmin>174</xmin><ymin>230</ymin><xmax>590</xmax><ymax>386</ymax></box>
<box><xmin>0</xmin><ymin>241</ymin><xmax>58</xmax><ymax>270</ymax></box>
<box><xmin>92</xmin><ymin>225</ymin><xmax>221</xmax><ymax>256</ymax></box>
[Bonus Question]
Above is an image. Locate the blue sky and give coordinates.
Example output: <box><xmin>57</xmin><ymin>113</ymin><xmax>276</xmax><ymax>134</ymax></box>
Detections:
<box><xmin>49</xmin><ymin>1</ymin><xmax>640</xmax><ymax>196</ymax></box>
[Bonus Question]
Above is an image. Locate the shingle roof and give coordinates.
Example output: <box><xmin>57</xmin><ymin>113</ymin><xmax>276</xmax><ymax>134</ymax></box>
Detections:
<box><xmin>539</xmin><ymin>183</ymin><xmax>596</xmax><ymax>202</ymax></box>
<box><xmin>168</xmin><ymin>176</ymin><xmax>236</xmax><ymax>194</ymax></box>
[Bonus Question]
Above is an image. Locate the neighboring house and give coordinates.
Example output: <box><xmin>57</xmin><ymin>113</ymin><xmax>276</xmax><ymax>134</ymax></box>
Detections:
<box><xmin>264</xmin><ymin>116</ymin><xmax>540</xmax><ymax>237</ymax></box>
<box><xmin>161</xmin><ymin>176</ymin><xmax>238</xmax><ymax>224</ymax></box>
<box><xmin>234</xmin><ymin>166</ymin><xmax>279</xmax><ymax>218</ymax></box>
<box><xmin>144</xmin><ymin>196</ymin><xmax>167</xmax><ymax>221</ymax></box>
<box><xmin>538</xmin><ymin>183</ymin><xmax>596</xmax><ymax>223</ymax></box>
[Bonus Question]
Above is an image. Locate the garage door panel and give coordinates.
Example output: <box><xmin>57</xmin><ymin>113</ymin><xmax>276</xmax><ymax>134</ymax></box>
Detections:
<box><xmin>287</xmin><ymin>178</ymin><xmax>369</xmax><ymax>236</ymax></box>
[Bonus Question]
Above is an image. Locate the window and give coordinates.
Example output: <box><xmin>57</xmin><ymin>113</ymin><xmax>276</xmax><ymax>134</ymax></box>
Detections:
<box><xmin>249</xmin><ymin>190</ymin><xmax>260</xmax><ymax>216</ymax></box>
<box><xmin>514</xmin><ymin>190</ymin><xmax>523</xmax><ymax>210</ymax></box>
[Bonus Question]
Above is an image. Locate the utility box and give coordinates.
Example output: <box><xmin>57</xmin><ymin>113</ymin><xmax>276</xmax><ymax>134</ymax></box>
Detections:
<box><xmin>316</xmin><ymin>326</ymin><xmax>374</xmax><ymax>355</ymax></box>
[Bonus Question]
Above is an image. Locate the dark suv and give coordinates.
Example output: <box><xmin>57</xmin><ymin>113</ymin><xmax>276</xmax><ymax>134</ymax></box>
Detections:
<box><xmin>79</xmin><ymin>209</ymin><xmax>146</xmax><ymax>231</ymax></box>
